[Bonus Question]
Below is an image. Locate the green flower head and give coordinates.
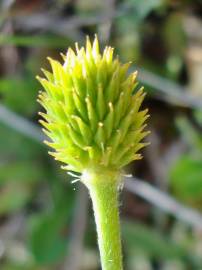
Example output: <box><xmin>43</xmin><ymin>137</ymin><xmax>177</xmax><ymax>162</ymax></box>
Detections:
<box><xmin>37</xmin><ymin>36</ymin><xmax>150</xmax><ymax>173</ymax></box>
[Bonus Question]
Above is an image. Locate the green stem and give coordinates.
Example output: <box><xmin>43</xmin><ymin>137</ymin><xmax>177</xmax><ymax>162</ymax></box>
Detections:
<box><xmin>82</xmin><ymin>169</ymin><xmax>123</xmax><ymax>270</ymax></box>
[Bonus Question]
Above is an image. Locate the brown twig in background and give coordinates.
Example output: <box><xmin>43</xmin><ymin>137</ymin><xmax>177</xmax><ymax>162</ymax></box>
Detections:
<box><xmin>0</xmin><ymin>212</ymin><xmax>26</xmax><ymax>261</ymax></box>
<box><xmin>0</xmin><ymin>20</ymin><xmax>20</xmax><ymax>75</ymax></box>
<box><xmin>125</xmin><ymin>177</ymin><xmax>202</xmax><ymax>230</ymax></box>
<box><xmin>0</xmin><ymin>104</ymin><xmax>45</xmax><ymax>143</ymax></box>
<box><xmin>145</xmin><ymin>129</ymin><xmax>168</xmax><ymax>190</ymax></box>
<box><xmin>98</xmin><ymin>0</ymin><xmax>116</xmax><ymax>42</ymax></box>
<box><xmin>137</xmin><ymin>67</ymin><xmax>202</xmax><ymax>109</ymax></box>
<box><xmin>11</xmin><ymin>7</ymin><xmax>124</xmax><ymax>32</ymax></box>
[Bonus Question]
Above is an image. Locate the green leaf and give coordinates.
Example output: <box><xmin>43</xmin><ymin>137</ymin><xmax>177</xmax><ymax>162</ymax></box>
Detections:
<box><xmin>0</xmin><ymin>182</ymin><xmax>32</xmax><ymax>215</ymax></box>
<box><xmin>170</xmin><ymin>155</ymin><xmax>202</xmax><ymax>207</ymax></box>
<box><xmin>0</xmin><ymin>34</ymin><xmax>71</xmax><ymax>48</ymax></box>
<box><xmin>0</xmin><ymin>76</ymin><xmax>39</xmax><ymax>115</ymax></box>
<box><xmin>123</xmin><ymin>222</ymin><xmax>187</xmax><ymax>260</ymax></box>
<box><xmin>28</xmin><ymin>186</ymin><xmax>75</xmax><ymax>265</ymax></box>
<box><xmin>0</xmin><ymin>124</ymin><xmax>45</xmax><ymax>160</ymax></box>
<box><xmin>176</xmin><ymin>117</ymin><xmax>202</xmax><ymax>152</ymax></box>
<box><xmin>126</xmin><ymin>0</ymin><xmax>162</xmax><ymax>22</ymax></box>
<box><xmin>0</xmin><ymin>161</ymin><xmax>45</xmax><ymax>184</ymax></box>
<box><xmin>163</xmin><ymin>13</ymin><xmax>186</xmax><ymax>56</ymax></box>
<box><xmin>29</xmin><ymin>214</ymin><xmax>67</xmax><ymax>265</ymax></box>
<box><xmin>0</xmin><ymin>161</ymin><xmax>45</xmax><ymax>213</ymax></box>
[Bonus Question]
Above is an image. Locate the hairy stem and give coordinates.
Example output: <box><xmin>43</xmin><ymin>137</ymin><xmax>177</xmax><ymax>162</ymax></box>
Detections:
<box><xmin>82</xmin><ymin>170</ymin><xmax>123</xmax><ymax>270</ymax></box>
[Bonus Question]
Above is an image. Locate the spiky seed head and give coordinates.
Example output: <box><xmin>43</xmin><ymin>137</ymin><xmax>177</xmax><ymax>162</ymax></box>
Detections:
<box><xmin>37</xmin><ymin>35</ymin><xmax>150</xmax><ymax>174</ymax></box>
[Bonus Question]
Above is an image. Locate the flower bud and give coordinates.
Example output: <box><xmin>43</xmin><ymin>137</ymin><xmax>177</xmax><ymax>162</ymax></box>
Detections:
<box><xmin>37</xmin><ymin>36</ymin><xmax>149</xmax><ymax>173</ymax></box>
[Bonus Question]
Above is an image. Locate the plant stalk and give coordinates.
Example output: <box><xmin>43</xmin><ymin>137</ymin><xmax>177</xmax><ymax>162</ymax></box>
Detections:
<box><xmin>82</xmin><ymin>170</ymin><xmax>123</xmax><ymax>270</ymax></box>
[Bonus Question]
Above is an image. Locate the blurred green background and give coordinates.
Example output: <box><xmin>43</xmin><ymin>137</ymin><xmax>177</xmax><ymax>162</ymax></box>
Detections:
<box><xmin>1</xmin><ymin>0</ymin><xmax>202</xmax><ymax>269</ymax></box>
